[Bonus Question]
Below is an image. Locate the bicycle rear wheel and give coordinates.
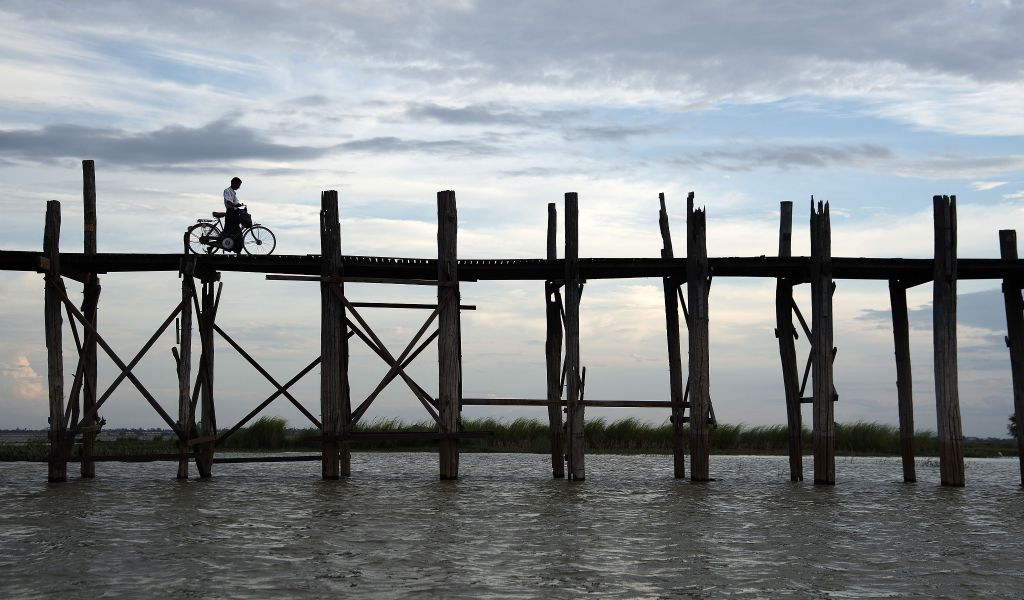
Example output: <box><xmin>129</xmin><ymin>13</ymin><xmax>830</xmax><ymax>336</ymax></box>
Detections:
<box><xmin>242</xmin><ymin>225</ymin><xmax>276</xmax><ymax>255</ymax></box>
<box><xmin>187</xmin><ymin>223</ymin><xmax>221</xmax><ymax>254</ymax></box>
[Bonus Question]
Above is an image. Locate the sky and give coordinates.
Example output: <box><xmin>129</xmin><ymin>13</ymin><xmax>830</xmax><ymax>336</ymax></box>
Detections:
<box><xmin>0</xmin><ymin>1</ymin><xmax>1023</xmax><ymax>438</ymax></box>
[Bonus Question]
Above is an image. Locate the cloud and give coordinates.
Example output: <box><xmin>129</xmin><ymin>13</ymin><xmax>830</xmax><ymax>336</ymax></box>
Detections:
<box><xmin>1004</xmin><ymin>190</ymin><xmax>1024</xmax><ymax>200</ymax></box>
<box><xmin>857</xmin><ymin>288</ymin><xmax>1009</xmax><ymax>333</ymax></box>
<box><xmin>562</xmin><ymin>124</ymin><xmax>665</xmax><ymax>142</ymax></box>
<box><xmin>337</xmin><ymin>136</ymin><xmax>502</xmax><ymax>156</ymax></box>
<box><xmin>0</xmin><ymin>118</ymin><xmax>330</xmax><ymax>166</ymax></box>
<box><xmin>969</xmin><ymin>181</ymin><xmax>1008</xmax><ymax>191</ymax></box>
<box><xmin>0</xmin><ymin>356</ymin><xmax>44</xmax><ymax>404</ymax></box>
<box><xmin>672</xmin><ymin>144</ymin><xmax>893</xmax><ymax>172</ymax></box>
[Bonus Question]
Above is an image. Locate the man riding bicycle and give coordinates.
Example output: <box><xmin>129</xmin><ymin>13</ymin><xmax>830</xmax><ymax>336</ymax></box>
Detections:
<box><xmin>222</xmin><ymin>176</ymin><xmax>248</xmax><ymax>253</ymax></box>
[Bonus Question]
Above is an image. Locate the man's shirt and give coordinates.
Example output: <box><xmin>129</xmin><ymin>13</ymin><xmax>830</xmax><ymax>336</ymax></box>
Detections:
<box><xmin>224</xmin><ymin>187</ymin><xmax>241</xmax><ymax>209</ymax></box>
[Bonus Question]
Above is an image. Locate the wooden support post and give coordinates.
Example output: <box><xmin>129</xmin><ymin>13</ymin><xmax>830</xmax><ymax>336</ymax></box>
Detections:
<box><xmin>658</xmin><ymin>193</ymin><xmax>686</xmax><ymax>479</ymax></box>
<box><xmin>775</xmin><ymin>201</ymin><xmax>803</xmax><ymax>481</ymax></box>
<box><xmin>44</xmin><ymin>200</ymin><xmax>67</xmax><ymax>482</ymax></box>
<box><xmin>810</xmin><ymin>200</ymin><xmax>835</xmax><ymax>485</ymax></box>
<box><xmin>320</xmin><ymin>190</ymin><xmax>350</xmax><ymax>479</ymax></box>
<box><xmin>564</xmin><ymin>192</ymin><xmax>585</xmax><ymax>480</ymax></box>
<box><xmin>196</xmin><ymin>278</ymin><xmax>217</xmax><ymax>478</ymax></box>
<box><xmin>888</xmin><ymin>279</ymin><xmax>917</xmax><ymax>483</ymax></box>
<box><xmin>686</xmin><ymin>193</ymin><xmax>711</xmax><ymax>482</ymax></box>
<box><xmin>437</xmin><ymin>190</ymin><xmax>461</xmax><ymax>480</ymax></box>
<box><xmin>177</xmin><ymin>270</ymin><xmax>194</xmax><ymax>479</ymax></box>
<box><xmin>545</xmin><ymin>202</ymin><xmax>565</xmax><ymax>478</ymax></box>
<box><xmin>933</xmin><ymin>195</ymin><xmax>964</xmax><ymax>486</ymax></box>
<box><xmin>999</xmin><ymin>230</ymin><xmax>1024</xmax><ymax>486</ymax></box>
<box><xmin>80</xmin><ymin>159</ymin><xmax>100</xmax><ymax>478</ymax></box>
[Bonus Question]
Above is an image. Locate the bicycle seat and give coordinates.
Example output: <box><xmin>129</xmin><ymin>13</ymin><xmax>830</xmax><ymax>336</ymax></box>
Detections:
<box><xmin>212</xmin><ymin>211</ymin><xmax>226</xmax><ymax>218</ymax></box>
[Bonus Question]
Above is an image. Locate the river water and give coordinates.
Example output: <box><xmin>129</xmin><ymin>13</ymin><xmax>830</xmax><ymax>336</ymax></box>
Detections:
<box><xmin>1</xmin><ymin>453</ymin><xmax>1022</xmax><ymax>599</ymax></box>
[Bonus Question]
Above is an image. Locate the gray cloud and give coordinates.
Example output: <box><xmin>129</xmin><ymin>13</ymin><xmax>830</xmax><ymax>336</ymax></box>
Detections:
<box><xmin>674</xmin><ymin>144</ymin><xmax>893</xmax><ymax>172</ymax></box>
<box><xmin>563</xmin><ymin>124</ymin><xmax>665</xmax><ymax>142</ymax></box>
<box><xmin>858</xmin><ymin>288</ymin><xmax>1010</xmax><ymax>332</ymax></box>
<box><xmin>0</xmin><ymin>119</ymin><xmax>329</xmax><ymax>166</ymax></box>
<box><xmin>337</xmin><ymin>136</ymin><xmax>501</xmax><ymax>157</ymax></box>
<box><xmin>0</xmin><ymin>119</ymin><xmax>505</xmax><ymax>166</ymax></box>
<box><xmin>405</xmin><ymin>102</ymin><xmax>585</xmax><ymax>127</ymax></box>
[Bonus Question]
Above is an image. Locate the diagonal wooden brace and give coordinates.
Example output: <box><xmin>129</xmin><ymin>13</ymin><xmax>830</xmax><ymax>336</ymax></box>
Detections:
<box><xmin>48</xmin><ymin>278</ymin><xmax>183</xmax><ymax>437</ymax></box>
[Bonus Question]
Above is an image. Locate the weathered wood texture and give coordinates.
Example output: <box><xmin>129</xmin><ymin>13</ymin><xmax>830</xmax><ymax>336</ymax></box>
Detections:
<box><xmin>564</xmin><ymin>193</ymin><xmax>585</xmax><ymax>480</ymax></box>
<box><xmin>888</xmin><ymin>279</ymin><xmax>917</xmax><ymax>482</ymax></box>
<box><xmin>197</xmin><ymin>280</ymin><xmax>218</xmax><ymax>477</ymax></box>
<box><xmin>80</xmin><ymin>160</ymin><xmax>99</xmax><ymax>478</ymax></box>
<box><xmin>659</xmin><ymin>193</ymin><xmax>687</xmax><ymax>479</ymax></box>
<box><xmin>320</xmin><ymin>190</ymin><xmax>350</xmax><ymax>479</ymax></box>
<box><xmin>437</xmin><ymin>190</ymin><xmax>461</xmax><ymax>480</ymax></box>
<box><xmin>686</xmin><ymin>193</ymin><xmax>711</xmax><ymax>481</ymax></box>
<box><xmin>775</xmin><ymin>201</ymin><xmax>803</xmax><ymax>481</ymax></box>
<box><xmin>810</xmin><ymin>201</ymin><xmax>835</xmax><ymax>485</ymax></box>
<box><xmin>545</xmin><ymin>202</ymin><xmax>565</xmax><ymax>478</ymax></box>
<box><xmin>177</xmin><ymin>271</ymin><xmax>194</xmax><ymax>479</ymax></box>
<box><xmin>44</xmin><ymin>201</ymin><xmax>67</xmax><ymax>482</ymax></box>
<box><xmin>999</xmin><ymin>230</ymin><xmax>1024</xmax><ymax>486</ymax></box>
<box><xmin>933</xmin><ymin>195</ymin><xmax>964</xmax><ymax>486</ymax></box>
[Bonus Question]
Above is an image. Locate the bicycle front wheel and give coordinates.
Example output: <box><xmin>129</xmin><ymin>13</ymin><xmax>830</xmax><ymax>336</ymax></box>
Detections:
<box><xmin>242</xmin><ymin>225</ymin><xmax>276</xmax><ymax>255</ymax></box>
<box><xmin>187</xmin><ymin>223</ymin><xmax>221</xmax><ymax>254</ymax></box>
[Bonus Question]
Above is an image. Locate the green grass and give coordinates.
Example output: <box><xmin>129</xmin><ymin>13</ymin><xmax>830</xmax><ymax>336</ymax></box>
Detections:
<box><xmin>0</xmin><ymin>418</ymin><xmax>1012</xmax><ymax>460</ymax></box>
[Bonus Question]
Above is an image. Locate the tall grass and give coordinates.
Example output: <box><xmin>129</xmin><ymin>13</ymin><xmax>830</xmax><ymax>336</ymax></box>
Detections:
<box><xmin>0</xmin><ymin>417</ymin><xmax>1003</xmax><ymax>460</ymax></box>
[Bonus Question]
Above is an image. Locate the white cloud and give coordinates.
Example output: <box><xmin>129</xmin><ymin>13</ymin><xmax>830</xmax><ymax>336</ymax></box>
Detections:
<box><xmin>970</xmin><ymin>181</ymin><xmax>1008</xmax><ymax>191</ymax></box>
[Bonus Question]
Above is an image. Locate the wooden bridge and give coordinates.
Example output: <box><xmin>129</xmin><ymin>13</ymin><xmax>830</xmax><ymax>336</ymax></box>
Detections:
<box><xmin>4</xmin><ymin>160</ymin><xmax>1024</xmax><ymax>487</ymax></box>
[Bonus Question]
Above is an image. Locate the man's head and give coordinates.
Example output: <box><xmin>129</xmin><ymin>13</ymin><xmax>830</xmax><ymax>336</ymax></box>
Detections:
<box><xmin>230</xmin><ymin>177</ymin><xmax>242</xmax><ymax>190</ymax></box>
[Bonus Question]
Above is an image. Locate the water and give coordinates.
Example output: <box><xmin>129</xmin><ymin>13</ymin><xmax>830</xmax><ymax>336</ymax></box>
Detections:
<box><xmin>1</xmin><ymin>454</ymin><xmax>1023</xmax><ymax>599</ymax></box>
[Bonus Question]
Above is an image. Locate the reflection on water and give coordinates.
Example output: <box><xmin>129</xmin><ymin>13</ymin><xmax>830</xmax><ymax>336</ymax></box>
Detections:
<box><xmin>1</xmin><ymin>454</ymin><xmax>1023</xmax><ymax>599</ymax></box>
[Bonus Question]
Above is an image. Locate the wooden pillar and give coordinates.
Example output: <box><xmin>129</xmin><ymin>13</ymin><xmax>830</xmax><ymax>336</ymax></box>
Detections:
<box><xmin>545</xmin><ymin>202</ymin><xmax>565</xmax><ymax>478</ymax></box>
<box><xmin>810</xmin><ymin>200</ymin><xmax>835</xmax><ymax>485</ymax></box>
<box><xmin>196</xmin><ymin>277</ymin><xmax>218</xmax><ymax>478</ymax></box>
<box><xmin>320</xmin><ymin>190</ymin><xmax>350</xmax><ymax>479</ymax></box>
<box><xmin>80</xmin><ymin>159</ymin><xmax>100</xmax><ymax>478</ymax></box>
<box><xmin>686</xmin><ymin>193</ymin><xmax>711</xmax><ymax>482</ymax></box>
<box><xmin>775</xmin><ymin>201</ymin><xmax>803</xmax><ymax>481</ymax></box>
<box><xmin>564</xmin><ymin>192</ymin><xmax>585</xmax><ymax>480</ymax></box>
<box><xmin>933</xmin><ymin>195</ymin><xmax>964</xmax><ymax>486</ymax></box>
<box><xmin>999</xmin><ymin>230</ymin><xmax>1024</xmax><ymax>486</ymax></box>
<box><xmin>658</xmin><ymin>193</ymin><xmax>686</xmax><ymax>478</ymax></box>
<box><xmin>177</xmin><ymin>270</ymin><xmax>194</xmax><ymax>479</ymax></box>
<box><xmin>437</xmin><ymin>190</ymin><xmax>461</xmax><ymax>480</ymax></box>
<box><xmin>888</xmin><ymin>279</ymin><xmax>917</xmax><ymax>482</ymax></box>
<box><xmin>43</xmin><ymin>200</ymin><xmax>67</xmax><ymax>482</ymax></box>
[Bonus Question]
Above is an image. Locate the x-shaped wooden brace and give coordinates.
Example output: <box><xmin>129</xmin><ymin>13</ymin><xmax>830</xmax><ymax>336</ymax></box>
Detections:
<box><xmin>213</xmin><ymin>324</ymin><xmax>329</xmax><ymax>445</ymax></box>
<box><xmin>47</xmin><ymin>275</ymin><xmax>184</xmax><ymax>438</ymax></box>
<box><xmin>329</xmin><ymin>285</ymin><xmax>451</xmax><ymax>427</ymax></box>
<box><xmin>791</xmin><ymin>287</ymin><xmax>839</xmax><ymax>402</ymax></box>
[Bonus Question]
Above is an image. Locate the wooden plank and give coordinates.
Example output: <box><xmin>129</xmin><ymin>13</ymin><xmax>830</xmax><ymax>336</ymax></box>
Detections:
<box><xmin>659</xmin><ymin>193</ymin><xmax>687</xmax><ymax>479</ymax></box>
<box><xmin>811</xmin><ymin>200</ymin><xmax>836</xmax><ymax>485</ymax></box>
<box><xmin>437</xmin><ymin>190</ymin><xmax>461</xmax><ymax>480</ymax></box>
<box><xmin>80</xmin><ymin>159</ymin><xmax>99</xmax><ymax>478</ymax></box>
<box><xmin>776</xmin><ymin>201</ymin><xmax>803</xmax><ymax>481</ymax></box>
<box><xmin>564</xmin><ymin>193</ymin><xmax>585</xmax><ymax>480</ymax></box>
<box><xmin>320</xmin><ymin>190</ymin><xmax>349</xmax><ymax>478</ymax></box>
<box><xmin>348</xmin><ymin>302</ymin><xmax>476</xmax><ymax>310</ymax></box>
<box><xmin>461</xmin><ymin>398</ymin><xmax>678</xmax><ymax>407</ymax></box>
<box><xmin>999</xmin><ymin>230</ymin><xmax>1024</xmax><ymax>486</ymax></box>
<box><xmin>196</xmin><ymin>279</ymin><xmax>217</xmax><ymax>477</ymax></box>
<box><xmin>687</xmin><ymin>193</ymin><xmax>711</xmax><ymax>482</ymax></box>
<box><xmin>889</xmin><ymin>279</ymin><xmax>916</xmax><ymax>482</ymax></box>
<box><xmin>933</xmin><ymin>195</ymin><xmax>964</xmax><ymax>486</ymax></box>
<box><xmin>43</xmin><ymin>201</ymin><xmax>67</xmax><ymax>482</ymax></box>
<box><xmin>267</xmin><ymin>274</ymin><xmax>446</xmax><ymax>286</ymax></box>
<box><xmin>655</xmin><ymin>191</ymin><xmax>688</xmax><ymax>477</ymax></box>
<box><xmin>177</xmin><ymin>274</ymin><xmax>194</xmax><ymax>479</ymax></box>
<box><xmin>545</xmin><ymin>202</ymin><xmax>565</xmax><ymax>478</ymax></box>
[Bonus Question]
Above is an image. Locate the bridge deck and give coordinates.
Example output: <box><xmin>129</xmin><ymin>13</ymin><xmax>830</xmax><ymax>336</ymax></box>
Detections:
<box><xmin>1</xmin><ymin>250</ymin><xmax>1022</xmax><ymax>282</ymax></box>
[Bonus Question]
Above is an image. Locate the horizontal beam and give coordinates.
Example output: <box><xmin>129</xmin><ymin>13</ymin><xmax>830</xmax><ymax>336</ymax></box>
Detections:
<box><xmin>4</xmin><ymin>250</ymin><xmax>1024</xmax><ymax>282</ymax></box>
<box><xmin>461</xmin><ymin>397</ymin><xmax>681</xmax><ymax>408</ymax></box>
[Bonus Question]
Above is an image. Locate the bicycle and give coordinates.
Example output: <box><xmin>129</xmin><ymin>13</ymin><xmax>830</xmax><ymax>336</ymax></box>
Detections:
<box><xmin>185</xmin><ymin>206</ymin><xmax>277</xmax><ymax>255</ymax></box>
